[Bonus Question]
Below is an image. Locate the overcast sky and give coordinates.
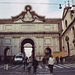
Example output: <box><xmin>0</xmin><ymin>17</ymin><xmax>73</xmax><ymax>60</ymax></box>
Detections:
<box><xmin>0</xmin><ymin>0</ymin><xmax>74</xmax><ymax>19</ymax></box>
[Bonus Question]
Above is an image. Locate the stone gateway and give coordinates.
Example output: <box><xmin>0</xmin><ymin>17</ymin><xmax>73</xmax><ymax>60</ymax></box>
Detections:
<box><xmin>0</xmin><ymin>5</ymin><xmax>62</xmax><ymax>61</ymax></box>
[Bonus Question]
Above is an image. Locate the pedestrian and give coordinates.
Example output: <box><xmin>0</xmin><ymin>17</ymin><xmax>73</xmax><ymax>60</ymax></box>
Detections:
<box><xmin>27</xmin><ymin>56</ymin><xmax>33</xmax><ymax>72</ymax></box>
<box><xmin>48</xmin><ymin>55</ymin><xmax>55</xmax><ymax>75</ymax></box>
<box><xmin>24</xmin><ymin>56</ymin><xmax>28</xmax><ymax>70</ymax></box>
<box><xmin>56</xmin><ymin>56</ymin><xmax>59</xmax><ymax>64</ymax></box>
<box><xmin>42</xmin><ymin>56</ymin><xmax>46</xmax><ymax>67</ymax></box>
<box><xmin>60</xmin><ymin>56</ymin><xmax>63</xmax><ymax>64</ymax></box>
<box><xmin>4</xmin><ymin>56</ymin><xmax>9</xmax><ymax>70</ymax></box>
<box><xmin>33</xmin><ymin>57</ymin><xmax>38</xmax><ymax>73</ymax></box>
<box><xmin>0</xmin><ymin>56</ymin><xmax>1</xmax><ymax>62</ymax></box>
<box><xmin>0</xmin><ymin>56</ymin><xmax>1</xmax><ymax>64</ymax></box>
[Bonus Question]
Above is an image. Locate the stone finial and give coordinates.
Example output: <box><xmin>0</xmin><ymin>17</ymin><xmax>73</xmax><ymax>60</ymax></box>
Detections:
<box><xmin>65</xmin><ymin>1</ymin><xmax>66</xmax><ymax>8</ymax></box>
<box><xmin>68</xmin><ymin>0</ymin><xmax>70</xmax><ymax>7</ymax></box>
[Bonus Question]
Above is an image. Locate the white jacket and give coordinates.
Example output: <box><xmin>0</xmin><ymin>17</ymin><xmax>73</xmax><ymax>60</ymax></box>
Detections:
<box><xmin>48</xmin><ymin>57</ymin><xmax>55</xmax><ymax>65</ymax></box>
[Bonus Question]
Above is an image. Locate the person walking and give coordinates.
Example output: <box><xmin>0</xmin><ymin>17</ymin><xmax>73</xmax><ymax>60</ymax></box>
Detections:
<box><xmin>24</xmin><ymin>56</ymin><xmax>28</xmax><ymax>70</ymax></box>
<box><xmin>56</xmin><ymin>56</ymin><xmax>59</xmax><ymax>64</ymax></box>
<box><xmin>42</xmin><ymin>56</ymin><xmax>46</xmax><ymax>67</ymax></box>
<box><xmin>48</xmin><ymin>55</ymin><xmax>55</xmax><ymax>75</ymax></box>
<box><xmin>33</xmin><ymin>57</ymin><xmax>38</xmax><ymax>73</ymax></box>
<box><xmin>27</xmin><ymin>56</ymin><xmax>33</xmax><ymax>73</ymax></box>
<box><xmin>4</xmin><ymin>56</ymin><xmax>9</xmax><ymax>70</ymax></box>
<box><xmin>60</xmin><ymin>56</ymin><xmax>63</xmax><ymax>64</ymax></box>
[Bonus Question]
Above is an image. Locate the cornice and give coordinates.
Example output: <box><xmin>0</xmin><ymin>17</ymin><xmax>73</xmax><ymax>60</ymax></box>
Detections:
<box><xmin>0</xmin><ymin>32</ymin><xmax>60</xmax><ymax>34</ymax></box>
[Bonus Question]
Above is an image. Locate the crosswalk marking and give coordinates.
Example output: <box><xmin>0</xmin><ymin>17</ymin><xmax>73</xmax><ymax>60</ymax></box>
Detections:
<box><xmin>68</xmin><ymin>64</ymin><xmax>75</xmax><ymax>68</ymax></box>
<box><xmin>11</xmin><ymin>65</ymin><xmax>20</xmax><ymax>69</ymax></box>
<box><xmin>62</xmin><ymin>64</ymin><xmax>71</xmax><ymax>68</ymax></box>
<box><xmin>57</xmin><ymin>64</ymin><xmax>69</xmax><ymax>68</ymax></box>
<box><xmin>1</xmin><ymin>63</ymin><xmax>75</xmax><ymax>70</ymax></box>
<box><xmin>19</xmin><ymin>65</ymin><xmax>24</xmax><ymax>69</ymax></box>
<box><xmin>54</xmin><ymin>65</ymin><xmax>63</xmax><ymax>68</ymax></box>
<box><xmin>53</xmin><ymin>66</ymin><xmax>56</xmax><ymax>68</ymax></box>
<box><xmin>38</xmin><ymin>65</ymin><xmax>42</xmax><ymax>69</ymax></box>
<box><xmin>0</xmin><ymin>65</ymin><xmax>4</xmax><ymax>69</ymax></box>
<box><xmin>45</xmin><ymin>66</ymin><xmax>48</xmax><ymax>69</ymax></box>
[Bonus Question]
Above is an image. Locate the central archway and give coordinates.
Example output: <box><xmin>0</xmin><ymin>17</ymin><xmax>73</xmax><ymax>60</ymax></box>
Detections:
<box><xmin>21</xmin><ymin>38</ymin><xmax>35</xmax><ymax>59</ymax></box>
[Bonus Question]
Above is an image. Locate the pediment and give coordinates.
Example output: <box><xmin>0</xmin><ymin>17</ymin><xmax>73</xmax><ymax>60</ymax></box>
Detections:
<box><xmin>12</xmin><ymin>5</ymin><xmax>45</xmax><ymax>23</ymax></box>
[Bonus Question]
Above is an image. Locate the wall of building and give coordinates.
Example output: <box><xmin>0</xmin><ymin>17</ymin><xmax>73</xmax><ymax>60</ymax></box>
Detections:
<box><xmin>61</xmin><ymin>5</ymin><xmax>75</xmax><ymax>56</ymax></box>
<box><xmin>0</xmin><ymin>23</ymin><xmax>59</xmax><ymax>33</ymax></box>
<box><xmin>0</xmin><ymin>23</ymin><xmax>60</xmax><ymax>60</ymax></box>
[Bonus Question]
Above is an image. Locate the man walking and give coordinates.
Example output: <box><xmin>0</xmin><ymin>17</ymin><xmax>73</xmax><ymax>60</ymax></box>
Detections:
<box><xmin>33</xmin><ymin>57</ymin><xmax>38</xmax><ymax>73</ymax></box>
<box><xmin>24</xmin><ymin>56</ymin><xmax>28</xmax><ymax>70</ymax></box>
<box><xmin>60</xmin><ymin>56</ymin><xmax>63</xmax><ymax>64</ymax></box>
<box><xmin>56</xmin><ymin>56</ymin><xmax>59</xmax><ymax>64</ymax></box>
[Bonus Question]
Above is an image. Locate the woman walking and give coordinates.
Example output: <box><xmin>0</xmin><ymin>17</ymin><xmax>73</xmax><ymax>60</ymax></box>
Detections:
<box><xmin>48</xmin><ymin>55</ymin><xmax>55</xmax><ymax>75</ymax></box>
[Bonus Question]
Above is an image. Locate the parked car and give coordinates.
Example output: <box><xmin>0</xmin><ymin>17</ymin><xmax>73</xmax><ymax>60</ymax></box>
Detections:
<box><xmin>14</xmin><ymin>54</ymin><xmax>24</xmax><ymax>64</ymax></box>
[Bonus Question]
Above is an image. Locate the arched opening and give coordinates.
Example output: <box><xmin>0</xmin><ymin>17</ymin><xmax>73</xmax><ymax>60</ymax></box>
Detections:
<box><xmin>21</xmin><ymin>38</ymin><xmax>35</xmax><ymax>59</ymax></box>
<box><xmin>24</xmin><ymin>43</ymin><xmax>32</xmax><ymax>58</ymax></box>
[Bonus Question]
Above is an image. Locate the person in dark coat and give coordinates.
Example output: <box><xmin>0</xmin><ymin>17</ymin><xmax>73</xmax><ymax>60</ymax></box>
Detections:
<box><xmin>4</xmin><ymin>56</ymin><xmax>9</xmax><ymax>70</ymax></box>
<box><xmin>42</xmin><ymin>56</ymin><xmax>46</xmax><ymax>67</ymax></box>
<box><xmin>33</xmin><ymin>57</ymin><xmax>38</xmax><ymax>73</ymax></box>
<box><xmin>56</xmin><ymin>56</ymin><xmax>59</xmax><ymax>64</ymax></box>
<box><xmin>24</xmin><ymin>56</ymin><xmax>28</xmax><ymax>70</ymax></box>
<box><xmin>27</xmin><ymin>56</ymin><xmax>33</xmax><ymax>72</ymax></box>
<box><xmin>60</xmin><ymin>56</ymin><xmax>63</xmax><ymax>64</ymax></box>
